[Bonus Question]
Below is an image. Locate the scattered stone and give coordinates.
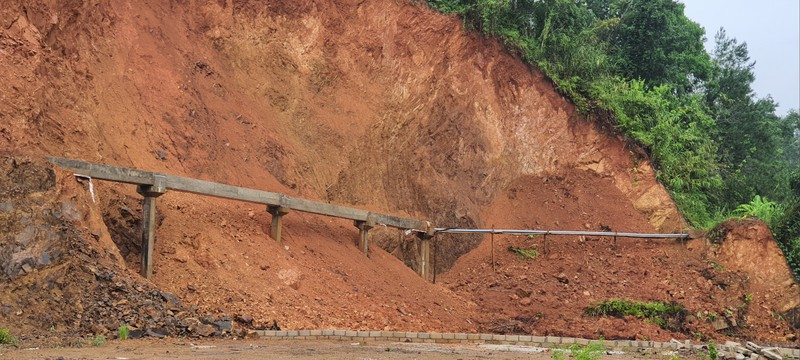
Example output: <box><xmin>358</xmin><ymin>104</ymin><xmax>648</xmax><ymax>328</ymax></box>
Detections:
<box><xmin>712</xmin><ymin>317</ymin><xmax>729</xmax><ymax>331</ymax></box>
<box><xmin>0</xmin><ymin>202</ymin><xmax>13</xmax><ymax>212</ymax></box>
<box><xmin>160</xmin><ymin>292</ymin><xmax>181</xmax><ymax>310</ymax></box>
<box><xmin>515</xmin><ymin>288</ymin><xmax>531</xmax><ymax>298</ymax></box>
<box><xmin>762</xmin><ymin>350</ymin><xmax>782</xmax><ymax>360</ymax></box>
<box><xmin>555</xmin><ymin>273</ymin><xmax>569</xmax><ymax>284</ymax></box>
<box><xmin>746</xmin><ymin>342</ymin><xmax>763</xmax><ymax>352</ymax></box>
<box><xmin>128</xmin><ymin>329</ymin><xmax>145</xmax><ymax>339</ymax></box>
<box><xmin>519</xmin><ymin>297</ymin><xmax>532</xmax><ymax>306</ymax></box>
<box><xmin>21</xmin><ymin>263</ymin><xmax>33</xmax><ymax>274</ymax></box>
<box><xmin>278</xmin><ymin>268</ymin><xmax>303</xmax><ymax>290</ymax></box>
<box><xmin>191</xmin><ymin>324</ymin><xmax>216</xmax><ymax>337</ymax></box>
<box><xmin>146</xmin><ymin>328</ymin><xmax>167</xmax><ymax>338</ymax></box>
<box><xmin>735</xmin><ymin>354</ymin><xmax>746</xmax><ymax>360</ymax></box>
<box><xmin>235</xmin><ymin>314</ymin><xmax>254</xmax><ymax>325</ymax></box>
<box><xmin>736</xmin><ymin>346</ymin><xmax>753</xmax><ymax>356</ymax></box>
<box><xmin>213</xmin><ymin>317</ymin><xmax>233</xmax><ymax>335</ymax></box>
<box><xmin>91</xmin><ymin>324</ymin><xmax>107</xmax><ymax>335</ymax></box>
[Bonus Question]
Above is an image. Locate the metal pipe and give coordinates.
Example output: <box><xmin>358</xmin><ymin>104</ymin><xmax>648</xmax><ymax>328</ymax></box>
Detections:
<box><xmin>434</xmin><ymin>228</ymin><xmax>689</xmax><ymax>238</ymax></box>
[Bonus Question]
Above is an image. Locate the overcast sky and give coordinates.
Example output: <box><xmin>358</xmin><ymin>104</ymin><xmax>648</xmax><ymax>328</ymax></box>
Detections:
<box><xmin>680</xmin><ymin>0</ymin><xmax>800</xmax><ymax>116</ymax></box>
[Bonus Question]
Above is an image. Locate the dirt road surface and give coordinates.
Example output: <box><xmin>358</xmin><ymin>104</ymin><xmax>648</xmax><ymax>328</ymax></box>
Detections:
<box><xmin>2</xmin><ymin>339</ymin><xmax>666</xmax><ymax>360</ymax></box>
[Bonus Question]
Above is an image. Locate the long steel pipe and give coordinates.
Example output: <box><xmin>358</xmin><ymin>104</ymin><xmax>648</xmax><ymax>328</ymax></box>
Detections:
<box><xmin>434</xmin><ymin>228</ymin><xmax>689</xmax><ymax>238</ymax></box>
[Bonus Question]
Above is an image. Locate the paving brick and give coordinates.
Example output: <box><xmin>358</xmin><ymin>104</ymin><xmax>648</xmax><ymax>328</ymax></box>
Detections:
<box><xmin>419</xmin><ymin>333</ymin><xmax>431</xmax><ymax>339</ymax></box>
<box><xmin>334</xmin><ymin>330</ymin><xmax>346</xmax><ymax>336</ymax></box>
<box><xmin>369</xmin><ymin>331</ymin><xmax>382</xmax><ymax>337</ymax></box>
<box><xmin>380</xmin><ymin>331</ymin><xmax>394</xmax><ymax>338</ymax></box>
<box><xmin>532</xmin><ymin>336</ymin><xmax>546</xmax><ymax>342</ymax></box>
<box><xmin>576</xmin><ymin>338</ymin><xmax>590</xmax><ymax>346</ymax></box>
<box><xmin>492</xmin><ymin>334</ymin><xmax>506</xmax><ymax>341</ymax></box>
<box><xmin>506</xmin><ymin>335</ymin><xmax>520</xmax><ymax>342</ymax></box>
<box><xmin>431</xmin><ymin>333</ymin><xmax>443</xmax><ymax>339</ymax></box>
<box><xmin>456</xmin><ymin>333</ymin><xmax>469</xmax><ymax>340</ymax></box>
<box><xmin>357</xmin><ymin>331</ymin><xmax>369</xmax><ymax>337</ymax></box>
<box><xmin>562</xmin><ymin>337</ymin><xmax>576</xmax><ymax>345</ymax></box>
<box><xmin>276</xmin><ymin>331</ymin><xmax>288</xmax><ymax>337</ymax></box>
<box><xmin>614</xmin><ymin>340</ymin><xmax>630</xmax><ymax>349</ymax></box>
<box><xmin>480</xmin><ymin>334</ymin><xmax>493</xmax><ymax>341</ymax></box>
<box><xmin>467</xmin><ymin>334</ymin><xmax>480</xmax><ymax>340</ymax></box>
<box><xmin>286</xmin><ymin>330</ymin><xmax>299</xmax><ymax>336</ymax></box>
<box><xmin>518</xmin><ymin>335</ymin><xmax>532</xmax><ymax>342</ymax></box>
<box><xmin>346</xmin><ymin>331</ymin><xmax>358</xmax><ymax>337</ymax></box>
<box><xmin>260</xmin><ymin>330</ymin><xmax>277</xmax><ymax>337</ymax></box>
<box><xmin>545</xmin><ymin>336</ymin><xmax>562</xmax><ymax>345</ymax></box>
<box><xmin>443</xmin><ymin>333</ymin><xmax>455</xmax><ymax>340</ymax></box>
<box><xmin>299</xmin><ymin>330</ymin><xmax>311</xmax><ymax>336</ymax></box>
<box><xmin>393</xmin><ymin>332</ymin><xmax>406</xmax><ymax>338</ymax></box>
<box><xmin>322</xmin><ymin>330</ymin><xmax>334</xmax><ymax>336</ymax></box>
<box><xmin>405</xmin><ymin>332</ymin><xmax>418</xmax><ymax>338</ymax></box>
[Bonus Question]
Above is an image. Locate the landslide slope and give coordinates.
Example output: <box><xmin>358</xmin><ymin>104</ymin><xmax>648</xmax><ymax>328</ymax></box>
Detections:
<box><xmin>0</xmin><ymin>0</ymin><xmax>797</xmax><ymax>343</ymax></box>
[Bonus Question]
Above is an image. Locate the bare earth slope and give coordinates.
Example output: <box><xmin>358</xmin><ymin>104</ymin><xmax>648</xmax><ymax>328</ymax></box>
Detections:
<box><xmin>0</xmin><ymin>0</ymin><xmax>797</xmax><ymax>345</ymax></box>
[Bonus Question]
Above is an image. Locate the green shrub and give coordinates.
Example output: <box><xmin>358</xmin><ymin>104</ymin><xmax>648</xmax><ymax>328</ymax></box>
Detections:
<box><xmin>733</xmin><ymin>195</ymin><xmax>784</xmax><ymax>228</ymax></box>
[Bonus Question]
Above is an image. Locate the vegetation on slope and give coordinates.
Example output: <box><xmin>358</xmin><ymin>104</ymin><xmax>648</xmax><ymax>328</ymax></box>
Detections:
<box><xmin>426</xmin><ymin>0</ymin><xmax>800</xmax><ymax>276</ymax></box>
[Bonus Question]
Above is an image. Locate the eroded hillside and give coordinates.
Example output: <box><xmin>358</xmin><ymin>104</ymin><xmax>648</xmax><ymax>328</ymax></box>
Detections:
<box><xmin>0</xmin><ymin>0</ymin><xmax>797</xmax><ymax>344</ymax></box>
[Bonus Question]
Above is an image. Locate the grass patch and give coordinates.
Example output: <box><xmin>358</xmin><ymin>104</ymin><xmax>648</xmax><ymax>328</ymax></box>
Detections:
<box><xmin>0</xmin><ymin>328</ymin><xmax>16</xmax><ymax>344</ymax></box>
<box><xmin>91</xmin><ymin>335</ymin><xmax>106</xmax><ymax>347</ymax></box>
<box><xmin>585</xmin><ymin>299</ymin><xmax>686</xmax><ymax>331</ymax></box>
<box><xmin>118</xmin><ymin>324</ymin><xmax>129</xmax><ymax>340</ymax></box>
<box><xmin>553</xmin><ymin>340</ymin><xmax>606</xmax><ymax>360</ymax></box>
<box><xmin>508</xmin><ymin>246</ymin><xmax>539</xmax><ymax>260</ymax></box>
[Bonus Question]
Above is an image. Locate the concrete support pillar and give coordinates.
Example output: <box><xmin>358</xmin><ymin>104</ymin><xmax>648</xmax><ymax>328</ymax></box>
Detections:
<box><xmin>267</xmin><ymin>205</ymin><xmax>290</xmax><ymax>245</ymax></box>
<box><xmin>354</xmin><ymin>220</ymin><xmax>373</xmax><ymax>256</ymax></box>
<box><xmin>136</xmin><ymin>175</ymin><xmax>166</xmax><ymax>279</ymax></box>
<box><xmin>418</xmin><ymin>235</ymin><xmax>432</xmax><ymax>281</ymax></box>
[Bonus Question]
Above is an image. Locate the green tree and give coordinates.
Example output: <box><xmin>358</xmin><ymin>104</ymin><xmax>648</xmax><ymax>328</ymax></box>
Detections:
<box><xmin>608</xmin><ymin>0</ymin><xmax>711</xmax><ymax>92</ymax></box>
<box><xmin>705</xmin><ymin>29</ymin><xmax>798</xmax><ymax>207</ymax></box>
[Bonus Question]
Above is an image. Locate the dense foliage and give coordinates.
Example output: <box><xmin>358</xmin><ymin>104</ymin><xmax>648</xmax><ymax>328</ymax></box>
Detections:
<box><xmin>426</xmin><ymin>0</ymin><xmax>800</xmax><ymax>275</ymax></box>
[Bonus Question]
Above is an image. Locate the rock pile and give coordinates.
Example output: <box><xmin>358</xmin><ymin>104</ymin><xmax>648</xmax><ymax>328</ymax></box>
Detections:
<box><xmin>0</xmin><ymin>157</ymin><xmax>255</xmax><ymax>343</ymax></box>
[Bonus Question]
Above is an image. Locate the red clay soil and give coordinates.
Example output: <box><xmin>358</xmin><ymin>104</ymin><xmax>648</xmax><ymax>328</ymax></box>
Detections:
<box><xmin>441</xmin><ymin>172</ymin><xmax>800</xmax><ymax>342</ymax></box>
<box><xmin>0</xmin><ymin>0</ymin><xmax>797</xmax><ymax>347</ymax></box>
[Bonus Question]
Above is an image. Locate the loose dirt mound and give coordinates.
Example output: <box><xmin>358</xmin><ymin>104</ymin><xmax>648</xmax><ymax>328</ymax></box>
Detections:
<box><xmin>0</xmin><ymin>0</ymin><xmax>797</xmax><ymax>346</ymax></box>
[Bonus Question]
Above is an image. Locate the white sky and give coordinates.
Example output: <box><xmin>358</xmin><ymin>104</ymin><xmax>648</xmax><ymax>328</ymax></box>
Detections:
<box><xmin>681</xmin><ymin>0</ymin><xmax>800</xmax><ymax>116</ymax></box>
